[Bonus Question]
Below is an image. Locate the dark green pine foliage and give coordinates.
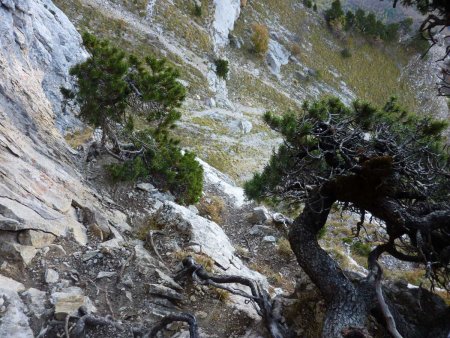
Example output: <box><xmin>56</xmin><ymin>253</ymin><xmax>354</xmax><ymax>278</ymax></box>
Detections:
<box><xmin>63</xmin><ymin>33</ymin><xmax>203</xmax><ymax>205</ymax></box>
<box><xmin>244</xmin><ymin>97</ymin><xmax>449</xmax><ymax>205</ymax></box>
<box><xmin>324</xmin><ymin>0</ymin><xmax>344</xmax><ymax>22</ymax></box>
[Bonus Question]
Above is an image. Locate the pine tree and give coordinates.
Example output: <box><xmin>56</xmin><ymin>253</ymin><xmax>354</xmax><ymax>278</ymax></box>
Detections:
<box><xmin>63</xmin><ymin>33</ymin><xmax>203</xmax><ymax>205</ymax></box>
<box><xmin>245</xmin><ymin>96</ymin><xmax>450</xmax><ymax>336</ymax></box>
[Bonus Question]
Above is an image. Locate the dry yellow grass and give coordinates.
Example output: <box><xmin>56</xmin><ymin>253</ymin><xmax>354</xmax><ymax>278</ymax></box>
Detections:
<box><xmin>251</xmin><ymin>23</ymin><xmax>269</xmax><ymax>55</ymax></box>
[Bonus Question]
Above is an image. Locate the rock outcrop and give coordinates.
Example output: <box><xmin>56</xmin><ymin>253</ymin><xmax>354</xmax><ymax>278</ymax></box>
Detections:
<box><xmin>0</xmin><ymin>0</ymin><xmax>128</xmax><ymax>267</ymax></box>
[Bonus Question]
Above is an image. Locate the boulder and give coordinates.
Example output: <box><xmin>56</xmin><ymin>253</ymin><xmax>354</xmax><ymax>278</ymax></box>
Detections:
<box><xmin>248</xmin><ymin>206</ymin><xmax>271</xmax><ymax>224</ymax></box>
<box><xmin>0</xmin><ymin>275</ymin><xmax>32</xmax><ymax>338</ymax></box>
<box><xmin>266</xmin><ymin>39</ymin><xmax>290</xmax><ymax>76</ymax></box>
<box><xmin>213</xmin><ymin>0</ymin><xmax>241</xmax><ymax>47</ymax></box>
<box><xmin>156</xmin><ymin>201</ymin><xmax>267</xmax><ymax>288</ymax></box>
<box><xmin>249</xmin><ymin>224</ymin><xmax>274</xmax><ymax>236</ymax></box>
<box><xmin>0</xmin><ymin>240</ymin><xmax>37</xmax><ymax>265</ymax></box>
<box><xmin>17</xmin><ymin>229</ymin><xmax>56</xmax><ymax>248</ymax></box>
<box><xmin>21</xmin><ymin>288</ymin><xmax>47</xmax><ymax>318</ymax></box>
<box><xmin>73</xmin><ymin>202</ymin><xmax>112</xmax><ymax>241</ymax></box>
<box><xmin>134</xmin><ymin>244</ymin><xmax>158</xmax><ymax>275</ymax></box>
<box><xmin>239</xmin><ymin>119</ymin><xmax>253</xmax><ymax>134</ymax></box>
<box><xmin>272</xmin><ymin>212</ymin><xmax>293</xmax><ymax>225</ymax></box>
<box><xmin>146</xmin><ymin>283</ymin><xmax>184</xmax><ymax>302</ymax></box>
<box><xmin>155</xmin><ymin>269</ymin><xmax>183</xmax><ymax>291</ymax></box>
<box><xmin>51</xmin><ymin>287</ymin><xmax>96</xmax><ymax>320</ymax></box>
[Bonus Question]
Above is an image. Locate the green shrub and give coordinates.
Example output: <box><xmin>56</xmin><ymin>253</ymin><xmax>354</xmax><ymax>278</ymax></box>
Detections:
<box><xmin>340</xmin><ymin>48</ymin><xmax>352</xmax><ymax>58</ymax></box>
<box><xmin>106</xmin><ymin>156</ymin><xmax>148</xmax><ymax>183</ymax></box>
<box><xmin>214</xmin><ymin>59</ymin><xmax>229</xmax><ymax>79</ymax></box>
<box><xmin>63</xmin><ymin>33</ymin><xmax>203</xmax><ymax>205</ymax></box>
<box><xmin>351</xmin><ymin>241</ymin><xmax>372</xmax><ymax>257</ymax></box>
<box><xmin>193</xmin><ymin>3</ymin><xmax>202</xmax><ymax>17</ymax></box>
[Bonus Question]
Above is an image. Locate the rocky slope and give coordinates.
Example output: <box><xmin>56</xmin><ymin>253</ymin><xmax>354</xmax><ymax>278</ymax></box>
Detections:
<box><xmin>0</xmin><ymin>0</ymin><xmax>448</xmax><ymax>337</ymax></box>
<box><xmin>52</xmin><ymin>0</ymin><xmax>449</xmax><ymax>183</ymax></box>
<box><xmin>0</xmin><ymin>1</ymin><xmax>312</xmax><ymax>337</ymax></box>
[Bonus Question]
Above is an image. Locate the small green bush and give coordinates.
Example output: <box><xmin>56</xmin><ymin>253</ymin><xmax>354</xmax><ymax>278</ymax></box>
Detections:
<box><xmin>340</xmin><ymin>48</ymin><xmax>352</xmax><ymax>58</ymax></box>
<box><xmin>193</xmin><ymin>3</ymin><xmax>202</xmax><ymax>17</ymax></box>
<box><xmin>351</xmin><ymin>241</ymin><xmax>372</xmax><ymax>257</ymax></box>
<box><xmin>214</xmin><ymin>59</ymin><xmax>229</xmax><ymax>79</ymax></box>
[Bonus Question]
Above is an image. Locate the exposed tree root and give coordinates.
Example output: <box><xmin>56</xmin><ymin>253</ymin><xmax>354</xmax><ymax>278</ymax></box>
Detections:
<box><xmin>175</xmin><ymin>256</ymin><xmax>290</xmax><ymax>338</ymax></box>
<box><xmin>145</xmin><ymin>313</ymin><xmax>199</xmax><ymax>338</ymax></box>
<box><xmin>368</xmin><ymin>247</ymin><xmax>403</xmax><ymax>338</ymax></box>
<box><xmin>71</xmin><ymin>306</ymin><xmax>123</xmax><ymax>338</ymax></box>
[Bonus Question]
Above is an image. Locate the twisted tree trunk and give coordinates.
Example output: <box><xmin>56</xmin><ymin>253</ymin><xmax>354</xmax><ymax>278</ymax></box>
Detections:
<box><xmin>288</xmin><ymin>187</ymin><xmax>371</xmax><ymax>337</ymax></box>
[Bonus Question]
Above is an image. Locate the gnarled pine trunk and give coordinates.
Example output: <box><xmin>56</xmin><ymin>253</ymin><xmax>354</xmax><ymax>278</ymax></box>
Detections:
<box><xmin>288</xmin><ymin>188</ymin><xmax>370</xmax><ymax>337</ymax></box>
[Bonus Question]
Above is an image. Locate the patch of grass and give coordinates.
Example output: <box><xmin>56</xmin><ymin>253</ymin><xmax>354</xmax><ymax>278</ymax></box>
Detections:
<box><xmin>134</xmin><ymin>216</ymin><xmax>165</xmax><ymax>240</ymax></box>
<box><xmin>327</xmin><ymin>247</ymin><xmax>351</xmax><ymax>270</ymax></box>
<box><xmin>156</xmin><ymin>4</ymin><xmax>212</xmax><ymax>53</ymax></box>
<box><xmin>249</xmin><ymin>263</ymin><xmax>285</xmax><ymax>287</ymax></box>
<box><xmin>350</xmin><ymin>241</ymin><xmax>372</xmax><ymax>257</ymax></box>
<box><xmin>385</xmin><ymin>268</ymin><xmax>425</xmax><ymax>286</ymax></box>
<box><xmin>277</xmin><ymin>238</ymin><xmax>293</xmax><ymax>259</ymax></box>
<box><xmin>112</xmin><ymin>0</ymin><xmax>149</xmax><ymax>16</ymax></box>
<box><xmin>173</xmin><ymin>250</ymin><xmax>215</xmax><ymax>272</ymax></box>
<box><xmin>228</xmin><ymin>70</ymin><xmax>299</xmax><ymax>112</ymax></box>
<box><xmin>211</xmin><ymin>287</ymin><xmax>230</xmax><ymax>303</ymax></box>
<box><xmin>197</xmin><ymin>195</ymin><xmax>226</xmax><ymax>224</ymax></box>
<box><xmin>64</xmin><ymin>127</ymin><xmax>93</xmax><ymax>148</ymax></box>
<box><xmin>303</xmin><ymin>26</ymin><xmax>419</xmax><ymax>111</ymax></box>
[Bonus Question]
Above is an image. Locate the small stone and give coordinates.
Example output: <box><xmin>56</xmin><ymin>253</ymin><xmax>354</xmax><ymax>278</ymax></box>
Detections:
<box><xmin>147</xmin><ymin>284</ymin><xmax>184</xmax><ymax>302</ymax></box>
<box><xmin>155</xmin><ymin>269</ymin><xmax>183</xmax><ymax>291</ymax></box>
<box><xmin>96</xmin><ymin>271</ymin><xmax>116</xmax><ymax>279</ymax></box>
<box><xmin>196</xmin><ymin>311</ymin><xmax>207</xmax><ymax>319</ymax></box>
<box><xmin>125</xmin><ymin>291</ymin><xmax>133</xmax><ymax>301</ymax></box>
<box><xmin>248</xmin><ymin>206</ymin><xmax>272</xmax><ymax>224</ymax></box>
<box><xmin>136</xmin><ymin>182</ymin><xmax>155</xmax><ymax>192</ymax></box>
<box><xmin>190</xmin><ymin>295</ymin><xmax>196</xmax><ymax>302</ymax></box>
<box><xmin>45</xmin><ymin>268</ymin><xmax>59</xmax><ymax>284</ymax></box>
<box><xmin>263</xmin><ymin>236</ymin><xmax>277</xmax><ymax>243</ymax></box>
<box><xmin>82</xmin><ymin>251</ymin><xmax>98</xmax><ymax>262</ymax></box>
<box><xmin>122</xmin><ymin>275</ymin><xmax>134</xmax><ymax>288</ymax></box>
<box><xmin>249</xmin><ymin>224</ymin><xmax>273</xmax><ymax>236</ymax></box>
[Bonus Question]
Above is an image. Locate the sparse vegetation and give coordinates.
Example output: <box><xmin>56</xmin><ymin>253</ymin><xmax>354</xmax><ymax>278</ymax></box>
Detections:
<box><xmin>214</xmin><ymin>59</ymin><xmax>229</xmax><ymax>79</ymax></box>
<box><xmin>277</xmin><ymin>238</ymin><xmax>293</xmax><ymax>259</ymax></box>
<box><xmin>198</xmin><ymin>195</ymin><xmax>226</xmax><ymax>224</ymax></box>
<box><xmin>64</xmin><ymin>127</ymin><xmax>93</xmax><ymax>149</ymax></box>
<box><xmin>251</xmin><ymin>23</ymin><xmax>269</xmax><ymax>55</ymax></box>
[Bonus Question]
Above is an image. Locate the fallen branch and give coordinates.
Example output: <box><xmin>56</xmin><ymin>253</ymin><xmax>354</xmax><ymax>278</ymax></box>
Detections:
<box><xmin>71</xmin><ymin>306</ymin><xmax>123</xmax><ymax>338</ymax></box>
<box><xmin>175</xmin><ymin>256</ymin><xmax>289</xmax><ymax>338</ymax></box>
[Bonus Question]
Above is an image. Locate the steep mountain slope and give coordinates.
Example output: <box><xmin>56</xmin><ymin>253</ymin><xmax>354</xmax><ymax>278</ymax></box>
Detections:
<box><xmin>0</xmin><ymin>0</ymin><xmax>448</xmax><ymax>337</ymax></box>
<box><xmin>53</xmin><ymin>0</ymin><xmax>448</xmax><ymax>183</ymax></box>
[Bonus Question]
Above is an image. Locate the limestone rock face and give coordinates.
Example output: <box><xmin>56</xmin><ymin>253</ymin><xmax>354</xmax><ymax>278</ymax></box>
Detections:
<box><xmin>0</xmin><ymin>274</ymin><xmax>33</xmax><ymax>338</ymax></box>
<box><xmin>266</xmin><ymin>39</ymin><xmax>290</xmax><ymax>76</ymax></box>
<box><xmin>0</xmin><ymin>0</ymin><xmax>131</xmax><ymax>264</ymax></box>
<box><xmin>157</xmin><ymin>201</ymin><xmax>266</xmax><ymax>282</ymax></box>
<box><xmin>213</xmin><ymin>0</ymin><xmax>241</xmax><ymax>48</ymax></box>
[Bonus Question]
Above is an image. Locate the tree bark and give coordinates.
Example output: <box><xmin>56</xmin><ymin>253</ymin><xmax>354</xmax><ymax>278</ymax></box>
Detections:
<box><xmin>288</xmin><ymin>187</ymin><xmax>370</xmax><ymax>337</ymax></box>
